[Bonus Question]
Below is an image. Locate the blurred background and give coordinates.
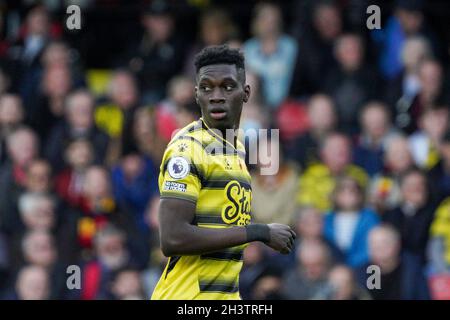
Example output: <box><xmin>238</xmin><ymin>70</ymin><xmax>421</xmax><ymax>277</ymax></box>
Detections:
<box><xmin>0</xmin><ymin>0</ymin><xmax>450</xmax><ymax>300</ymax></box>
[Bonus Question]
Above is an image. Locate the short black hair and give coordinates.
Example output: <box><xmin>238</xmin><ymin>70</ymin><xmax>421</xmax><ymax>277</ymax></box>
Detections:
<box><xmin>194</xmin><ymin>45</ymin><xmax>245</xmax><ymax>76</ymax></box>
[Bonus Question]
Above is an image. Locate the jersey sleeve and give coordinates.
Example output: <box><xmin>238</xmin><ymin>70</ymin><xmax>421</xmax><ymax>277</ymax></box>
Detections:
<box><xmin>158</xmin><ymin>137</ymin><xmax>205</xmax><ymax>204</ymax></box>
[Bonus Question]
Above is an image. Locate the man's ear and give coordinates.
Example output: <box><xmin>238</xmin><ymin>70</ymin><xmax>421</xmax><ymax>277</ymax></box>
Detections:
<box><xmin>194</xmin><ymin>86</ymin><xmax>199</xmax><ymax>104</ymax></box>
<box><xmin>243</xmin><ymin>84</ymin><xmax>251</xmax><ymax>103</ymax></box>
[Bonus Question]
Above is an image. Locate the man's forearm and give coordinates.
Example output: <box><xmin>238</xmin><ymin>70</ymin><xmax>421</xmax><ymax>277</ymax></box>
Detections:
<box><xmin>161</xmin><ymin>223</ymin><xmax>270</xmax><ymax>256</ymax></box>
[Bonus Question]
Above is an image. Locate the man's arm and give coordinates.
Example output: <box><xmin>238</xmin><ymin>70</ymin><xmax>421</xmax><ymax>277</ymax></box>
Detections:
<box><xmin>159</xmin><ymin>198</ymin><xmax>296</xmax><ymax>257</ymax></box>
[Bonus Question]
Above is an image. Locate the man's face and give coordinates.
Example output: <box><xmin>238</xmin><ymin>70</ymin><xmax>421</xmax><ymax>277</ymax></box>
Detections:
<box><xmin>322</xmin><ymin>135</ymin><xmax>350</xmax><ymax>173</ymax></box>
<box><xmin>196</xmin><ymin>64</ymin><xmax>250</xmax><ymax>132</ymax></box>
<box><xmin>369</xmin><ymin>230</ymin><xmax>399</xmax><ymax>265</ymax></box>
<box><xmin>362</xmin><ymin>106</ymin><xmax>388</xmax><ymax>139</ymax></box>
<box><xmin>25</xmin><ymin>233</ymin><xmax>56</xmax><ymax>267</ymax></box>
<box><xmin>26</xmin><ymin>161</ymin><xmax>51</xmax><ymax>193</ymax></box>
<box><xmin>308</xmin><ymin>97</ymin><xmax>336</xmax><ymax>131</ymax></box>
<box><xmin>67</xmin><ymin>94</ymin><xmax>93</xmax><ymax>130</ymax></box>
<box><xmin>401</xmin><ymin>173</ymin><xmax>427</xmax><ymax>207</ymax></box>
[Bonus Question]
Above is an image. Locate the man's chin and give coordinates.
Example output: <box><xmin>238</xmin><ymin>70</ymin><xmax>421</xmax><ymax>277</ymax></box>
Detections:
<box><xmin>205</xmin><ymin>117</ymin><xmax>231</xmax><ymax>129</ymax></box>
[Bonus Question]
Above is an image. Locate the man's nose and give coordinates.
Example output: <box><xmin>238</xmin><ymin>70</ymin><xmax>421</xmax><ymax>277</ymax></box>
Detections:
<box><xmin>209</xmin><ymin>88</ymin><xmax>225</xmax><ymax>104</ymax></box>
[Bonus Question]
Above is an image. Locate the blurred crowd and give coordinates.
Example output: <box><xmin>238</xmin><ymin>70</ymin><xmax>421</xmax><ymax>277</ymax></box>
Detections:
<box><xmin>0</xmin><ymin>0</ymin><xmax>450</xmax><ymax>300</ymax></box>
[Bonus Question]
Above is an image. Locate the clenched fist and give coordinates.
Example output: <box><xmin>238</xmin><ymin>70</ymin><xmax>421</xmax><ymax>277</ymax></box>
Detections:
<box><xmin>265</xmin><ymin>223</ymin><xmax>296</xmax><ymax>254</ymax></box>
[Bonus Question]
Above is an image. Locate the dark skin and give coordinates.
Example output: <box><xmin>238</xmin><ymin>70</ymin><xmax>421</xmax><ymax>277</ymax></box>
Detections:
<box><xmin>159</xmin><ymin>63</ymin><xmax>296</xmax><ymax>257</ymax></box>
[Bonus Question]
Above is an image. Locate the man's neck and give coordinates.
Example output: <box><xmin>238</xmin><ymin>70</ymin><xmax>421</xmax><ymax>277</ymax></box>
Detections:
<box><xmin>202</xmin><ymin>118</ymin><xmax>239</xmax><ymax>148</ymax></box>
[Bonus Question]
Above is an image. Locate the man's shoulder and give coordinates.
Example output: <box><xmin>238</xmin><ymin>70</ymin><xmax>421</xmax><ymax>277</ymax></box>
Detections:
<box><xmin>162</xmin><ymin>120</ymin><xmax>214</xmax><ymax>172</ymax></box>
<box><xmin>166</xmin><ymin>120</ymin><xmax>206</xmax><ymax>149</ymax></box>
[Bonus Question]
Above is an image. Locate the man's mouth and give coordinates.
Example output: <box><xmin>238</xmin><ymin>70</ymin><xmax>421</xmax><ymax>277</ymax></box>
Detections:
<box><xmin>209</xmin><ymin>109</ymin><xmax>227</xmax><ymax>120</ymax></box>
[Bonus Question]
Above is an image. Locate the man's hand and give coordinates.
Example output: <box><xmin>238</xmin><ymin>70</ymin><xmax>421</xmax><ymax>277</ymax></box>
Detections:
<box><xmin>265</xmin><ymin>223</ymin><xmax>296</xmax><ymax>254</ymax></box>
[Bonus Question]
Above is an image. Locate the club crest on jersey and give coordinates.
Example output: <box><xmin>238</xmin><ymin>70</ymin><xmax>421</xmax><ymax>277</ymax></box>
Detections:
<box><xmin>167</xmin><ymin>156</ymin><xmax>190</xmax><ymax>179</ymax></box>
<box><xmin>177</xmin><ymin>142</ymin><xmax>188</xmax><ymax>152</ymax></box>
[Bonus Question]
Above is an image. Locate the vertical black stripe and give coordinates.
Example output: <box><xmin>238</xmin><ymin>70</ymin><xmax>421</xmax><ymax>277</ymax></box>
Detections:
<box><xmin>165</xmin><ymin>256</ymin><xmax>180</xmax><ymax>279</ymax></box>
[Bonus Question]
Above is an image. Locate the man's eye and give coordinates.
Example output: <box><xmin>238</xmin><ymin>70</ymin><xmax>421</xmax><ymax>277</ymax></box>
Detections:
<box><xmin>201</xmin><ymin>86</ymin><xmax>211</xmax><ymax>92</ymax></box>
<box><xmin>225</xmin><ymin>85</ymin><xmax>235</xmax><ymax>91</ymax></box>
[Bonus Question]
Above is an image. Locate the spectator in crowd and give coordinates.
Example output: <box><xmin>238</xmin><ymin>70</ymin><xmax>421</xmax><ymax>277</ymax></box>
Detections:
<box><xmin>29</xmin><ymin>64</ymin><xmax>73</xmax><ymax>141</ymax></box>
<box><xmin>0</xmin><ymin>94</ymin><xmax>24</xmax><ymax>164</ymax></box>
<box><xmin>94</xmin><ymin>70</ymin><xmax>140</xmax><ymax>158</ymax></box>
<box><xmin>44</xmin><ymin>90</ymin><xmax>110</xmax><ymax>172</ymax></box>
<box><xmin>297</xmin><ymin>132</ymin><xmax>368</xmax><ymax>211</ymax></box>
<box><xmin>1</xmin><ymin>158</ymin><xmax>53</xmax><ymax>234</ymax></box>
<box><xmin>368</xmin><ymin>135</ymin><xmax>414</xmax><ymax>213</ymax></box>
<box><xmin>91</xmin><ymin>71</ymin><xmax>137</xmax><ymax>166</ymax></box>
<box><xmin>372</xmin><ymin>0</ymin><xmax>438</xmax><ymax>80</ymax></box>
<box><xmin>23</xmin><ymin>159</ymin><xmax>53</xmax><ymax>194</ymax></box>
<box><xmin>400</xmin><ymin>59</ymin><xmax>445</xmax><ymax>134</ymax></box>
<box><xmin>111</xmin><ymin>149</ymin><xmax>159</xmax><ymax>238</ymax></box>
<box><xmin>291</xmin><ymin>206</ymin><xmax>346</xmax><ymax>267</ymax></box>
<box><xmin>251</xmin><ymin>137</ymin><xmax>299</xmax><ymax>226</ymax></box>
<box><xmin>131</xmin><ymin>107</ymin><xmax>166</xmax><ymax>165</ymax></box>
<box><xmin>109</xmin><ymin>268</ymin><xmax>145</xmax><ymax>300</ymax></box>
<box><xmin>323</xmin><ymin>176</ymin><xmax>380</xmax><ymax>268</ymax></box>
<box><xmin>323</xmin><ymin>33</ymin><xmax>379</xmax><ymax>134</ymax></box>
<box><xmin>240</xmin><ymin>242</ymin><xmax>276</xmax><ymax>300</ymax></box>
<box><xmin>75</xmin><ymin>166</ymin><xmax>129</xmax><ymax>251</ymax></box>
<box><xmin>184</xmin><ymin>8</ymin><xmax>237</xmax><ymax>79</ymax></box>
<box><xmin>125</xmin><ymin>1</ymin><xmax>186</xmax><ymax>104</ymax></box>
<box><xmin>287</xmin><ymin>94</ymin><xmax>337</xmax><ymax>169</ymax></box>
<box><xmin>275</xmin><ymin>98</ymin><xmax>309</xmax><ymax>147</ymax></box>
<box><xmin>428</xmin><ymin>131</ymin><xmax>450</xmax><ymax>203</ymax></box>
<box><xmin>282</xmin><ymin>239</ymin><xmax>331</xmax><ymax>299</ymax></box>
<box><xmin>11</xmin><ymin>5</ymin><xmax>55</xmax><ymax>106</ymax></box>
<box><xmin>409</xmin><ymin>105</ymin><xmax>449</xmax><ymax>170</ymax></box>
<box><xmin>353</xmin><ymin>101</ymin><xmax>400</xmax><ymax>177</ymax></box>
<box><xmin>428</xmin><ymin>196</ymin><xmax>450</xmax><ymax>274</ymax></box>
<box><xmin>6</xmin><ymin>265</ymin><xmax>51</xmax><ymax>300</ymax></box>
<box><xmin>40</xmin><ymin>41</ymin><xmax>84</xmax><ymax>83</ymax></box>
<box><xmin>55</xmin><ymin>138</ymin><xmax>94</xmax><ymax>209</ymax></box>
<box><xmin>17</xmin><ymin>230</ymin><xmax>67</xmax><ymax>299</ymax></box>
<box><xmin>16</xmin><ymin>192</ymin><xmax>56</xmax><ymax>233</ymax></box>
<box><xmin>318</xmin><ymin>265</ymin><xmax>371</xmax><ymax>300</ymax></box>
<box><xmin>383</xmin><ymin>169</ymin><xmax>435</xmax><ymax>263</ymax></box>
<box><xmin>244</xmin><ymin>2</ymin><xmax>298</xmax><ymax>108</ymax></box>
<box><xmin>11</xmin><ymin>5</ymin><xmax>53</xmax><ymax>67</ymax></box>
<box><xmin>153</xmin><ymin>75</ymin><xmax>194</xmax><ymax>142</ymax></box>
<box><xmin>384</xmin><ymin>36</ymin><xmax>432</xmax><ymax>118</ymax></box>
<box><xmin>290</xmin><ymin>0</ymin><xmax>342</xmax><ymax>96</ymax></box>
<box><xmin>24</xmin><ymin>41</ymin><xmax>84</xmax><ymax>140</ymax></box>
<box><xmin>294</xmin><ymin>207</ymin><xmax>324</xmax><ymax>244</ymax></box>
<box><xmin>78</xmin><ymin>224</ymin><xmax>135</xmax><ymax>300</ymax></box>
<box><xmin>0</xmin><ymin>127</ymin><xmax>39</xmax><ymax>233</ymax></box>
<box><xmin>13</xmin><ymin>191</ymin><xmax>78</xmax><ymax>265</ymax></box>
<box><xmin>358</xmin><ymin>224</ymin><xmax>430</xmax><ymax>300</ymax></box>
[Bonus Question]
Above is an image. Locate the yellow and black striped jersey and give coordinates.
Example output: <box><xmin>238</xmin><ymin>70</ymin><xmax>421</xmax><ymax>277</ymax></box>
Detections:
<box><xmin>151</xmin><ymin>118</ymin><xmax>252</xmax><ymax>300</ymax></box>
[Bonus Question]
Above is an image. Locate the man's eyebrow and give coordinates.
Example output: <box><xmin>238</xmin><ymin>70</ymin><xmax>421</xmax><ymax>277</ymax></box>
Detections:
<box><xmin>221</xmin><ymin>77</ymin><xmax>238</xmax><ymax>82</ymax></box>
<box><xmin>198</xmin><ymin>76</ymin><xmax>238</xmax><ymax>83</ymax></box>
